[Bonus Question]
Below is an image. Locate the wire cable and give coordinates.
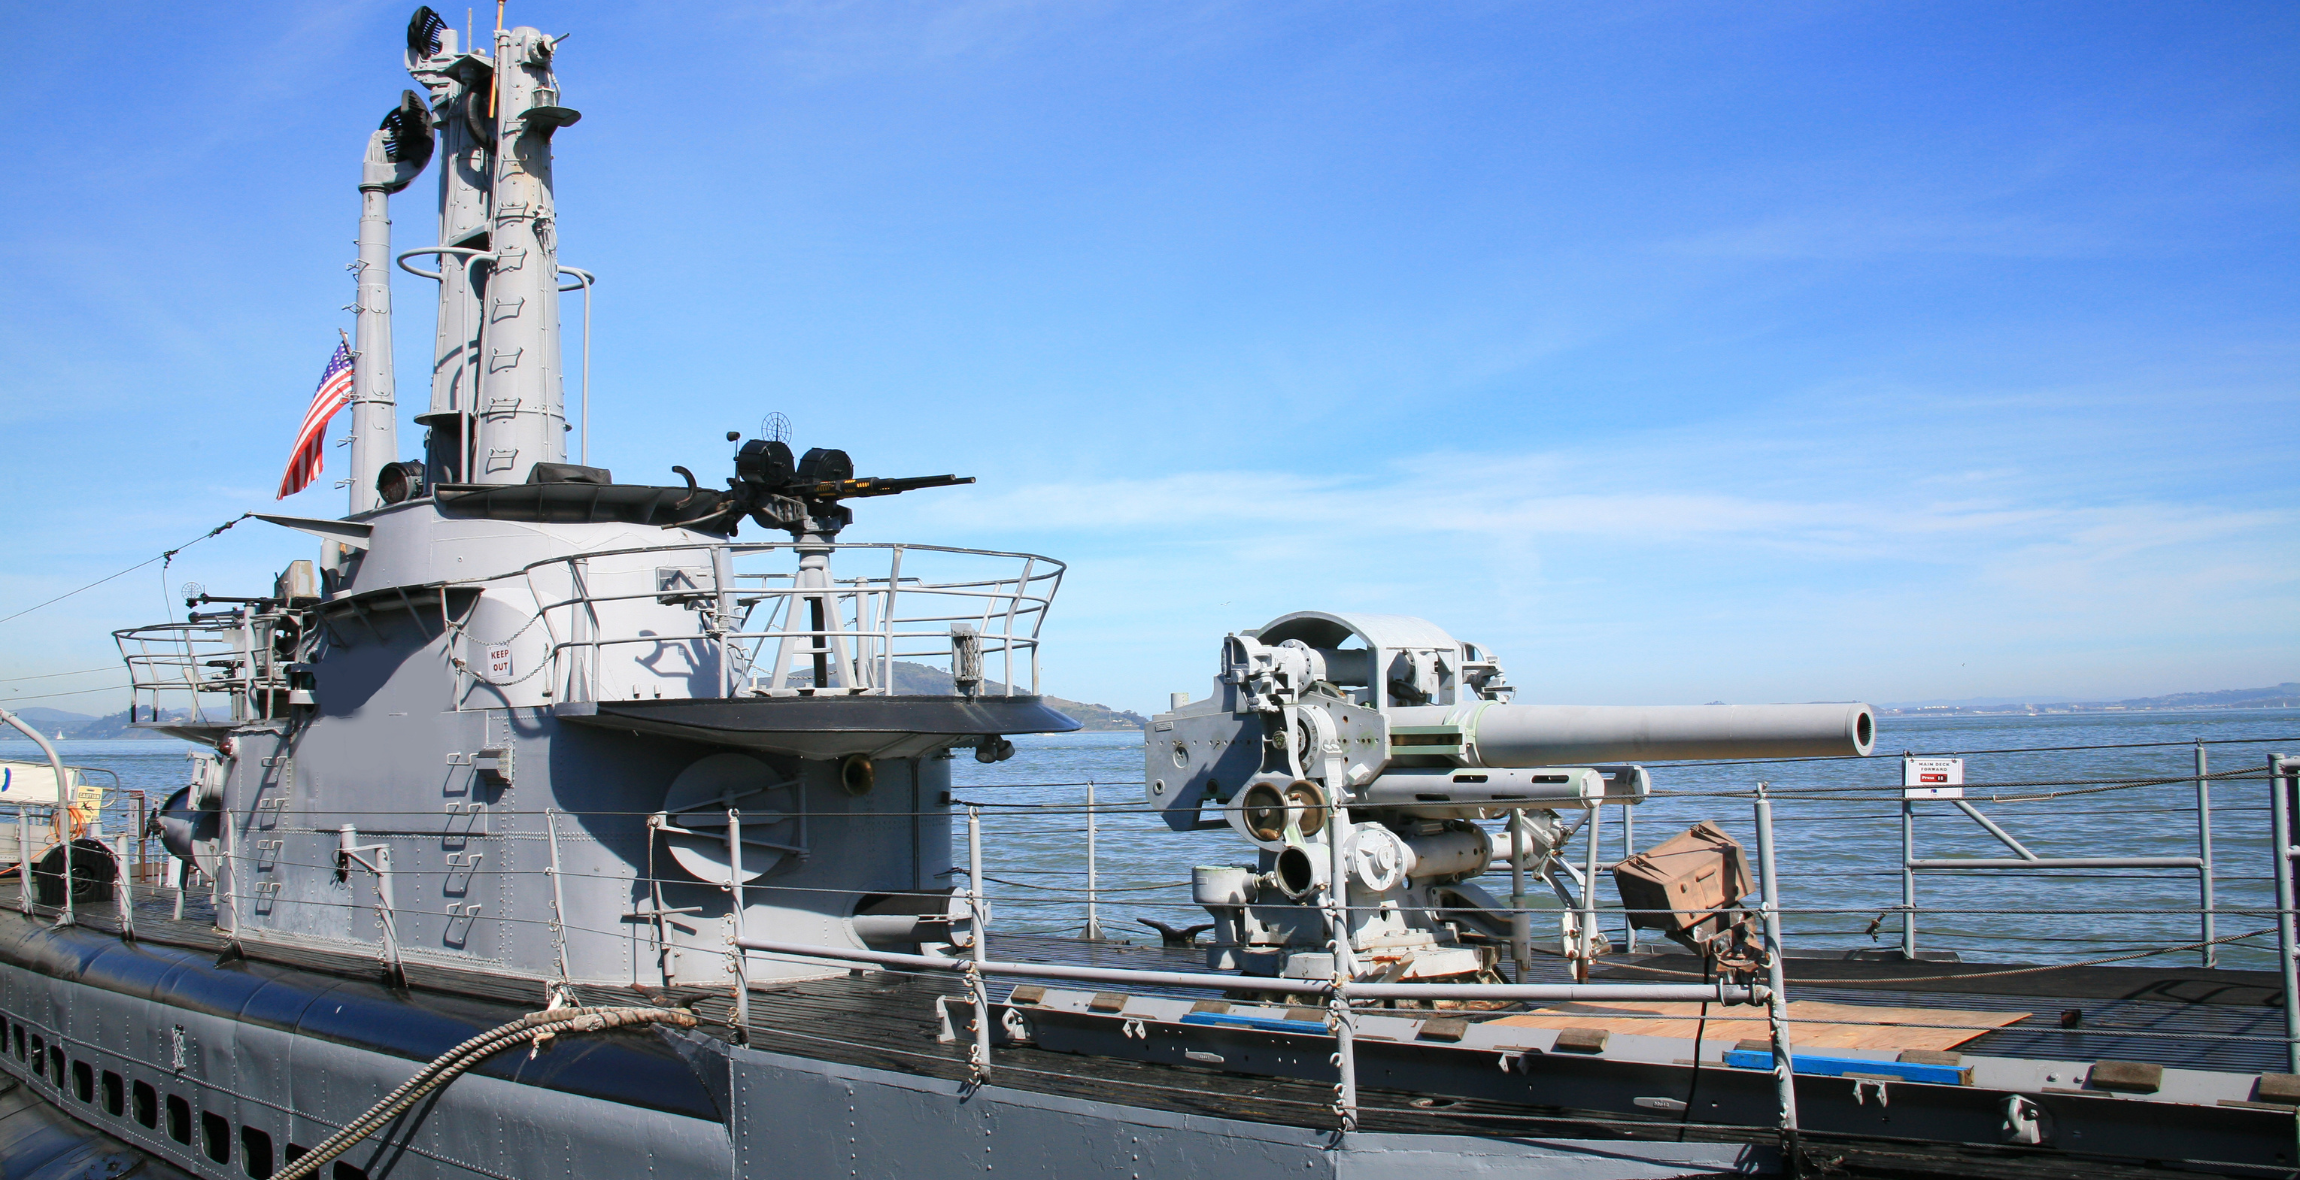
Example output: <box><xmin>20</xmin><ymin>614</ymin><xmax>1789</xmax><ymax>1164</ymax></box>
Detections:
<box><xmin>1598</xmin><ymin>927</ymin><xmax>2272</xmax><ymax>984</ymax></box>
<box><xmin>0</xmin><ymin>515</ymin><xmax>251</xmax><ymax>628</ymax></box>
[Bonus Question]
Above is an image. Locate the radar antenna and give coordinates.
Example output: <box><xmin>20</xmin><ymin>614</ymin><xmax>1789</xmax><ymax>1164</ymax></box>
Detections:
<box><xmin>406</xmin><ymin>6</ymin><xmax>448</xmax><ymax>60</ymax></box>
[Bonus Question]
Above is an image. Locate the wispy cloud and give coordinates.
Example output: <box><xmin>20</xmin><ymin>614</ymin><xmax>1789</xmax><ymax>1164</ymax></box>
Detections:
<box><xmin>1660</xmin><ymin>211</ymin><xmax>2118</xmax><ymax>261</ymax></box>
<box><xmin>870</xmin><ymin>414</ymin><xmax>2298</xmax><ymax>708</ymax></box>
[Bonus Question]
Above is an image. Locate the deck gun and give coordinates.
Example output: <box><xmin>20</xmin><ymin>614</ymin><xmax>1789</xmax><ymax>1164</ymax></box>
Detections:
<box><xmin>1146</xmin><ymin>611</ymin><xmax>1874</xmax><ymax>983</ymax></box>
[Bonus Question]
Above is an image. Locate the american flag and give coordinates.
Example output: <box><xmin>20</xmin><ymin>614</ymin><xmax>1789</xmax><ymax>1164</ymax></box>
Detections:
<box><xmin>277</xmin><ymin>338</ymin><xmax>356</xmax><ymax>499</ymax></box>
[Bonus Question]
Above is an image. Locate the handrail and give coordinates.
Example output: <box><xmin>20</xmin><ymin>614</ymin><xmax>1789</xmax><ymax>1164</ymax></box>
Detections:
<box><xmin>440</xmin><ymin>541</ymin><xmax>1065</xmax><ymax>702</ymax></box>
<box><xmin>113</xmin><ymin>614</ymin><xmax>290</xmax><ymax>726</ymax></box>
<box><xmin>557</xmin><ymin>267</ymin><xmax>595</xmax><ymax>463</ymax></box>
<box><xmin>483</xmin><ymin>539</ymin><xmax>1066</xmax><ymax>585</ymax></box>
<box><xmin>395</xmin><ymin>245</ymin><xmax>490</xmax><ymax>280</ymax></box>
<box><xmin>733</xmin><ymin>937</ymin><xmax>1765</xmax><ymax>1004</ymax></box>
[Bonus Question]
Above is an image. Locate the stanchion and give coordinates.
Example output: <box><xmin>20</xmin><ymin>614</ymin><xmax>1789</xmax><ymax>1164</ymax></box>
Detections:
<box><xmin>114</xmin><ymin>835</ymin><xmax>135</xmax><ymax>942</ymax></box>
<box><xmin>1509</xmin><ymin>809</ymin><xmax>1531</xmax><ymax>980</ymax></box>
<box><xmin>1753</xmin><ymin>784</ymin><xmax>1801</xmax><ymax>1172</ymax></box>
<box><xmin>1325</xmin><ymin>798</ymin><xmax>1358</xmax><ymax>1134</ymax></box>
<box><xmin>2196</xmin><ymin>741</ymin><xmax>2217</xmax><ymax>968</ymax></box>
<box><xmin>1081</xmin><ymin>779</ymin><xmax>1103</xmax><ymax>941</ymax></box>
<box><xmin>725</xmin><ymin>808</ymin><xmax>751</xmax><ymax>1043</ymax></box>
<box><xmin>16</xmin><ymin>804</ymin><xmax>28</xmax><ymax>915</ymax></box>
<box><xmin>2270</xmin><ymin>755</ymin><xmax>2299</xmax><ymax>1074</ymax></box>
<box><xmin>1578</xmin><ymin>802</ymin><xmax>1603</xmax><ymax>980</ymax></box>
<box><xmin>967</xmin><ymin>806</ymin><xmax>992</xmax><ymax>1082</ymax></box>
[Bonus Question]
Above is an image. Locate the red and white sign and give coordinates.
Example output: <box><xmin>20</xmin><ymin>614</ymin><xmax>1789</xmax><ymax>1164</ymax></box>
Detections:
<box><xmin>1902</xmin><ymin>756</ymin><xmax>1965</xmax><ymax>799</ymax></box>
<box><xmin>487</xmin><ymin>645</ymin><xmax>513</xmax><ymax>679</ymax></box>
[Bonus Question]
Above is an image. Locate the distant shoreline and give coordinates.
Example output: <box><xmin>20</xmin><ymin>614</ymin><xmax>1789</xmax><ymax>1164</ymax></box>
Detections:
<box><xmin>1879</xmin><ymin>704</ymin><xmax>2297</xmax><ymax>719</ymax></box>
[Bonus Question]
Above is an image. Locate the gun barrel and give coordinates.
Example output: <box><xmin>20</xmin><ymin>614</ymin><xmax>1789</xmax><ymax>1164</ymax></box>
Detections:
<box><xmin>1389</xmin><ymin>702</ymin><xmax>1875</xmax><ymax>766</ymax></box>
<box><xmin>818</xmin><ymin>473</ymin><xmax>975</xmax><ymax>499</ymax></box>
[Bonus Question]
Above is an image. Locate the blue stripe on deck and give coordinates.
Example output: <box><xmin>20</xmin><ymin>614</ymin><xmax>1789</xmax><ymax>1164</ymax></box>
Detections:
<box><xmin>1722</xmin><ymin>1050</ymin><xmax>1966</xmax><ymax>1085</ymax></box>
<box><xmin>1180</xmin><ymin>1012</ymin><xmax>1330</xmax><ymax>1036</ymax></box>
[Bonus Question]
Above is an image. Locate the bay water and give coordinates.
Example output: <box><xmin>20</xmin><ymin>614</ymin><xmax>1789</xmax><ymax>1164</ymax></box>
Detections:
<box><xmin>18</xmin><ymin>709</ymin><xmax>2298</xmax><ymax>971</ymax></box>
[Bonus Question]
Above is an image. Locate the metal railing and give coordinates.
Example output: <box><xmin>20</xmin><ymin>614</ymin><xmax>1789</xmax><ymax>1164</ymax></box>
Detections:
<box><xmin>736</xmin><ymin>803</ymin><xmax>1773</xmax><ymax>1132</ymax></box>
<box><xmin>929</xmin><ymin>736</ymin><xmax>2299</xmax><ymax>1144</ymax></box>
<box><xmin>1899</xmin><ymin>739</ymin><xmax>2220</xmax><ymax>966</ymax></box>
<box><xmin>2266</xmin><ymin>753</ymin><xmax>2298</xmax><ymax>1071</ymax></box>
<box><xmin>456</xmin><ymin>541</ymin><xmax>1063</xmax><ymax>704</ymax></box>
<box><xmin>0</xmin><ymin>786</ymin><xmax>156</xmax><ymax>932</ymax></box>
<box><xmin>114</xmin><ymin>616</ymin><xmax>295</xmax><ymax>729</ymax></box>
<box><xmin>955</xmin><ymin>740</ymin><xmax>2290</xmax><ymax>972</ymax></box>
<box><xmin>31</xmin><ymin>734</ymin><xmax>2299</xmax><ymax>1151</ymax></box>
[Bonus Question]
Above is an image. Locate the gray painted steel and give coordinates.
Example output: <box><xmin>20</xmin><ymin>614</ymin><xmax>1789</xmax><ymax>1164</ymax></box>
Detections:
<box><xmin>24</xmin><ymin>12</ymin><xmax>2278</xmax><ymax>1180</ymax></box>
<box><xmin>720</xmin><ymin>1041</ymin><xmax>1778</xmax><ymax>1179</ymax></box>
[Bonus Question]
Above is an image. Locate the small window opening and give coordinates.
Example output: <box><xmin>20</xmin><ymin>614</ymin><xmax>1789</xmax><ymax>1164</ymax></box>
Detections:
<box><xmin>165</xmin><ymin>1095</ymin><xmax>191</xmax><ymax>1144</ymax></box>
<box><xmin>26</xmin><ymin>1035</ymin><xmax>42</xmax><ymax>1077</ymax></box>
<box><xmin>201</xmin><ymin>1110</ymin><xmax>231</xmax><ymax>1164</ymax></box>
<box><xmin>72</xmin><ymin>1059</ymin><xmax>92</xmax><ymax>1103</ymax></box>
<box><xmin>48</xmin><ymin>1047</ymin><xmax>63</xmax><ymax>1088</ymax></box>
<box><xmin>102</xmin><ymin>1069</ymin><xmax>123</xmax><ymax>1115</ymax></box>
<box><xmin>133</xmin><ymin>1080</ymin><xmax>157</xmax><ymax>1128</ymax></box>
<box><xmin>241</xmin><ymin>1125</ymin><xmax>274</xmax><ymax>1178</ymax></box>
<box><xmin>333</xmin><ymin>1162</ymin><xmax>370</xmax><ymax>1180</ymax></box>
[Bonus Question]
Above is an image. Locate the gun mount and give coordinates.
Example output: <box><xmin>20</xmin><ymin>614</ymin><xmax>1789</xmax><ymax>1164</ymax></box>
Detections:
<box><xmin>1147</xmin><ymin>610</ymin><xmax>1874</xmax><ymax>984</ymax></box>
<box><xmin>696</xmin><ymin>438</ymin><xmax>974</xmax><ymax>540</ymax></box>
<box><xmin>427</xmin><ymin>434</ymin><xmax>971</xmax><ymax>541</ymax></box>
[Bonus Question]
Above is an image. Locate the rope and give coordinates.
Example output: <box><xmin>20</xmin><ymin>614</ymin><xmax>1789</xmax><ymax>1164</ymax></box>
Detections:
<box><xmin>1595</xmin><ymin>927</ymin><xmax>2272</xmax><ymax>985</ymax></box>
<box><xmin>0</xmin><ymin>667</ymin><xmax>116</xmax><ymax>684</ymax></box>
<box><xmin>273</xmin><ymin>1005</ymin><xmax>695</xmax><ymax>1180</ymax></box>
<box><xmin>0</xmin><ymin>514</ymin><xmax>252</xmax><ymax>627</ymax></box>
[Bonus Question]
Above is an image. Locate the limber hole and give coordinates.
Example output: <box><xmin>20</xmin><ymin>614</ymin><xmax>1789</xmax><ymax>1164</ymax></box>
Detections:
<box><xmin>202</xmin><ymin>1110</ymin><xmax>231</xmax><ymax>1164</ymax></box>
<box><xmin>241</xmin><ymin>1125</ymin><xmax>274</xmax><ymax>1178</ymax></box>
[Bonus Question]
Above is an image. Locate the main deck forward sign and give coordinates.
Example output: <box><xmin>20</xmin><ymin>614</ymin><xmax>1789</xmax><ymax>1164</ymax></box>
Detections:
<box><xmin>1902</xmin><ymin>756</ymin><xmax>1965</xmax><ymax>799</ymax></box>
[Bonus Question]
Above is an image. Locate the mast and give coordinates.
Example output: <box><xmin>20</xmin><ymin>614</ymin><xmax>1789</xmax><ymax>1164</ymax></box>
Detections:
<box><xmin>470</xmin><ymin>25</ymin><xmax>580</xmax><ymax>484</ymax></box>
<box><xmin>350</xmin><ymin>93</ymin><xmax>433</xmax><ymax>513</ymax></box>
<box><xmin>407</xmin><ymin>14</ymin><xmax>491</xmax><ymax>485</ymax></box>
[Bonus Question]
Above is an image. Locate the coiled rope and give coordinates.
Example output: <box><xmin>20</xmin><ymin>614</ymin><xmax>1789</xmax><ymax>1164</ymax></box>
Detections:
<box><xmin>274</xmin><ymin>1005</ymin><xmax>697</xmax><ymax>1180</ymax></box>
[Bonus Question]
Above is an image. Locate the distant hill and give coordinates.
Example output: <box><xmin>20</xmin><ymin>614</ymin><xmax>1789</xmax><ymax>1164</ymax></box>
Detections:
<box><xmin>0</xmin><ymin>707</ymin><xmax>177</xmax><ymax>741</ymax></box>
<box><xmin>6</xmin><ymin>707</ymin><xmax>95</xmax><ymax>726</ymax></box>
<box><xmin>1038</xmin><ymin>697</ymin><xmax>1149</xmax><ymax>733</ymax></box>
<box><xmin>4</xmin><ymin>669</ymin><xmax>1152</xmax><ymax>739</ymax></box>
<box><xmin>769</xmin><ymin>661</ymin><xmax>1149</xmax><ymax>732</ymax></box>
<box><xmin>1881</xmin><ymin>683</ymin><xmax>2300</xmax><ymax>718</ymax></box>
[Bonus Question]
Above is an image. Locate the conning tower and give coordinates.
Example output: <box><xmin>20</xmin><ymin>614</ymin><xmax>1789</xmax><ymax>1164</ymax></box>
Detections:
<box><xmin>116</xmin><ymin>11</ymin><xmax>1078</xmax><ymax>995</ymax></box>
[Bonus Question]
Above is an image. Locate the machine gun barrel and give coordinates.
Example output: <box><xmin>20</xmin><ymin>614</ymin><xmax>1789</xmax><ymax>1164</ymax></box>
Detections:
<box><xmin>809</xmin><ymin>473</ymin><xmax>975</xmax><ymax>499</ymax></box>
<box><xmin>1388</xmin><ymin>702</ymin><xmax>1875</xmax><ymax>766</ymax></box>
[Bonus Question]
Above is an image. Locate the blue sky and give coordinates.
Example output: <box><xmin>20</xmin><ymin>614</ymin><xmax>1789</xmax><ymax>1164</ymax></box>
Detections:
<box><xmin>1</xmin><ymin>0</ymin><xmax>2293</xmax><ymax>717</ymax></box>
